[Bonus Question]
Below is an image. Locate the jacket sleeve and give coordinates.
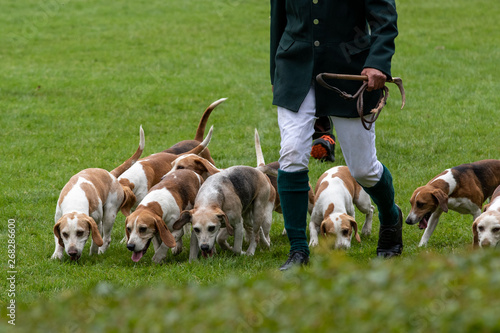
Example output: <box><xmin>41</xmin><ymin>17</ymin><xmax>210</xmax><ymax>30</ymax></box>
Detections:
<box><xmin>270</xmin><ymin>0</ymin><xmax>287</xmax><ymax>85</ymax></box>
<box><xmin>363</xmin><ymin>0</ymin><xmax>398</xmax><ymax>78</ymax></box>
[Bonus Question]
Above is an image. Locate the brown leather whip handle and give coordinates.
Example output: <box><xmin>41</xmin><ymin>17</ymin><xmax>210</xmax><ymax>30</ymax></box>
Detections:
<box><xmin>315</xmin><ymin>73</ymin><xmax>406</xmax><ymax>109</ymax></box>
<box><xmin>317</xmin><ymin>73</ymin><xmax>368</xmax><ymax>82</ymax></box>
<box><xmin>315</xmin><ymin>72</ymin><xmax>406</xmax><ymax>130</ymax></box>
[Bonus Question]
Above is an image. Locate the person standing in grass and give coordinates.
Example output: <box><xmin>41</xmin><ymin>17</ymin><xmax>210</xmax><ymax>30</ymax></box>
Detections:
<box><xmin>270</xmin><ymin>0</ymin><xmax>403</xmax><ymax>270</ymax></box>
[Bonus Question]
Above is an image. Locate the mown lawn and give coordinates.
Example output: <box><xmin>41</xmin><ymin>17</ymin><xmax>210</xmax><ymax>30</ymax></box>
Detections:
<box><xmin>0</xmin><ymin>0</ymin><xmax>499</xmax><ymax>331</ymax></box>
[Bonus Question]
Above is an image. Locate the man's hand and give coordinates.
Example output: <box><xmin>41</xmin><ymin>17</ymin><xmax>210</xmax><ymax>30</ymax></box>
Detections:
<box><xmin>361</xmin><ymin>68</ymin><xmax>387</xmax><ymax>91</ymax></box>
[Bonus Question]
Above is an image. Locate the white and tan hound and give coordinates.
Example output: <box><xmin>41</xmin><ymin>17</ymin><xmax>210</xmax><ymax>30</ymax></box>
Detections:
<box><xmin>51</xmin><ymin>127</ymin><xmax>144</xmax><ymax>260</ymax></box>
<box><xmin>472</xmin><ymin>185</ymin><xmax>500</xmax><ymax>248</ymax></box>
<box><xmin>309</xmin><ymin>166</ymin><xmax>374</xmax><ymax>249</ymax></box>
<box><xmin>406</xmin><ymin>159</ymin><xmax>500</xmax><ymax>246</ymax></box>
<box><xmin>125</xmin><ymin>169</ymin><xmax>203</xmax><ymax>263</ymax></box>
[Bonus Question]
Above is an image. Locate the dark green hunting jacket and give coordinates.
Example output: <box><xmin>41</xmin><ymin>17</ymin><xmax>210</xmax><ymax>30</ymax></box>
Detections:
<box><xmin>270</xmin><ymin>0</ymin><xmax>398</xmax><ymax>117</ymax></box>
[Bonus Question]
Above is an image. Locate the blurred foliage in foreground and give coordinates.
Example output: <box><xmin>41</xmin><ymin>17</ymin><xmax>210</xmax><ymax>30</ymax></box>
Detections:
<box><xmin>5</xmin><ymin>247</ymin><xmax>500</xmax><ymax>333</ymax></box>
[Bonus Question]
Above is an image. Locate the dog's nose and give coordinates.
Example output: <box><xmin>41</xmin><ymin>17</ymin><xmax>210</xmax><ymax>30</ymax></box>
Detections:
<box><xmin>127</xmin><ymin>244</ymin><xmax>136</xmax><ymax>252</ymax></box>
<box><xmin>200</xmin><ymin>244</ymin><xmax>210</xmax><ymax>252</ymax></box>
<box><xmin>68</xmin><ymin>248</ymin><xmax>78</xmax><ymax>257</ymax></box>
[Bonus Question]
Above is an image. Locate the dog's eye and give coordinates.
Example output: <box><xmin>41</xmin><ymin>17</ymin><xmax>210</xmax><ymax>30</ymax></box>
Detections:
<box><xmin>76</xmin><ymin>231</ymin><xmax>84</xmax><ymax>237</ymax></box>
<box><xmin>62</xmin><ymin>232</ymin><xmax>69</xmax><ymax>238</ymax></box>
<box><xmin>176</xmin><ymin>165</ymin><xmax>184</xmax><ymax>170</ymax></box>
<box><xmin>342</xmin><ymin>229</ymin><xmax>349</xmax><ymax>237</ymax></box>
<box><xmin>416</xmin><ymin>201</ymin><xmax>424</xmax><ymax>209</ymax></box>
<box><xmin>478</xmin><ymin>226</ymin><xmax>485</xmax><ymax>232</ymax></box>
<box><xmin>139</xmin><ymin>227</ymin><xmax>147</xmax><ymax>233</ymax></box>
<box><xmin>208</xmin><ymin>226</ymin><xmax>216</xmax><ymax>233</ymax></box>
<box><xmin>492</xmin><ymin>227</ymin><xmax>500</xmax><ymax>233</ymax></box>
<box><xmin>126</xmin><ymin>227</ymin><xmax>132</xmax><ymax>233</ymax></box>
<box><xmin>193</xmin><ymin>227</ymin><xmax>201</xmax><ymax>234</ymax></box>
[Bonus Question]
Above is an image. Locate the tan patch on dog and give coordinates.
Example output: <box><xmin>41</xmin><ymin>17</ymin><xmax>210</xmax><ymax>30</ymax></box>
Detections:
<box><xmin>324</xmin><ymin>203</ymin><xmax>334</xmax><ymax>217</ymax></box>
<box><xmin>119</xmin><ymin>178</ymin><xmax>135</xmax><ymax>191</ymax></box>
<box><xmin>339</xmin><ymin>214</ymin><xmax>353</xmax><ymax>237</ymax></box>
<box><xmin>141</xmin><ymin>153</ymin><xmax>177</xmax><ymax>188</ymax></box>
<box><xmin>58</xmin><ymin>177</ymin><xmax>78</xmax><ymax>206</ymax></box>
<box><xmin>320</xmin><ymin>218</ymin><xmax>335</xmax><ymax>236</ymax></box>
<box><xmin>58</xmin><ymin>169</ymin><xmax>113</xmax><ymax>213</ymax></box>
<box><xmin>142</xmin><ymin>201</ymin><xmax>164</xmax><ymax>218</ymax></box>
<box><xmin>156</xmin><ymin>170</ymin><xmax>203</xmax><ymax>210</ymax></box>
<box><xmin>80</xmin><ymin>169</ymin><xmax>114</xmax><ymax>213</ymax></box>
<box><xmin>331</xmin><ymin>166</ymin><xmax>359</xmax><ymax>199</ymax></box>
<box><xmin>314</xmin><ymin>181</ymin><xmax>329</xmax><ymax>204</ymax></box>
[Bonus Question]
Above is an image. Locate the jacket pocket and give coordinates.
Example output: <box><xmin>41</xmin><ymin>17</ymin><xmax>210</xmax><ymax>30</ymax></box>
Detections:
<box><xmin>279</xmin><ymin>32</ymin><xmax>295</xmax><ymax>51</ymax></box>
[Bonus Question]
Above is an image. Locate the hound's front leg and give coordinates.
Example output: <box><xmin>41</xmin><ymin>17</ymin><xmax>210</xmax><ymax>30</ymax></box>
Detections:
<box><xmin>51</xmin><ymin>237</ymin><xmax>64</xmax><ymax>260</ymax></box>
<box><xmin>419</xmin><ymin>209</ymin><xmax>443</xmax><ymax>247</ymax></box>
<box><xmin>152</xmin><ymin>235</ymin><xmax>168</xmax><ymax>263</ymax></box>
<box><xmin>233</xmin><ymin>221</ymin><xmax>244</xmax><ymax>255</ymax></box>
<box><xmin>188</xmin><ymin>232</ymin><xmax>199</xmax><ymax>262</ymax></box>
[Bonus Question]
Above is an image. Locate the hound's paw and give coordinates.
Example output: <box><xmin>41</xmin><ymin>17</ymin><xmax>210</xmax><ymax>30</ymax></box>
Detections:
<box><xmin>361</xmin><ymin>229</ymin><xmax>372</xmax><ymax>236</ymax></box>
<box><xmin>309</xmin><ymin>239</ymin><xmax>319</xmax><ymax>247</ymax></box>
<box><xmin>152</xmin><ymin>253</ymin><xmax>166</xmax><ymax>264</ymax></box>
<box><xmin>51</xmin><ymin>252</ymin><xmax>63</xmax><ymax>260</ymax></box>
<box><xmin>172</xmin><ymin>243</ymin><xmax>183</xmax><ymax>256</ymax></box>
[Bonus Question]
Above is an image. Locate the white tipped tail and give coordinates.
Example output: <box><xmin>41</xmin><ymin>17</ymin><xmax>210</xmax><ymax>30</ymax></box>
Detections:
<box><xmin>201</xmin><ymin>125</ymin><xmax>214</xmax><ymax>148</ymax></box>
<box><xmin>110</xmin><ymin>126</ymin><xmax>145</xmax><ymax>178</ymax></box>
<box><xmin>194</xmin><ymin>98</ymin><xmax>226</xmax><ymax>142</ymax></box>
<box><xmin>182</xmin><ymin>125</ymin><xmax>214</xmax><ymax>157</ymax></box>
<box><xmin>139</xmin><ymin>125</ymin><xmax>145</xmax><ymax>150</ymax></box>
<box><xmin>209</xmin><ymin>98</ymin><xmax>228</xmax><ymax>108</ymax></box>
<box><xmin>255</xmin><ymin>128</ymin><xmax>265</xmax><ymax>166</ymax></box>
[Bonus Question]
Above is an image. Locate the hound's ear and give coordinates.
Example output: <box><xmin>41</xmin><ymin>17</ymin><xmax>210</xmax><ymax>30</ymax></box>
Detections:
<box><xmin>432</xmin><ymin>189</ymin><xmax>449</xmax><ymax>213</ymax></box>
<box><xmin>155</xmin><ymin>217</ymin><xmax>176</xmax><ymax>248</ymax></box>
<box><xmin>217</xmin><ymin>213</ymin><xmax>233</xmax><ymax>236</ymax></box>
<box><xmin>320</xmin><ymin>221</ymin><xmax>328</xmax><ymax>237</ymax></box>
<box><xmin>173</xmin><ymin>210</ymin><xmax>192</xmax><ymax>230</ymax></box>
<box><xmin>124</xmin><ymin>216</ymin><xmax>131</xmax><ymax>240</ymax></box>
<box><xmin>472</xmin><ymin>220</ymin><xmax>479</xmax><ymax>249</ymax></box>
<box><xmin>120</xmin><ymin>186</ymin><xmax>137</xmax><ymax>216</ymax></box>
<box><xmin>199</xmin><ymin>159</ymin><xmax>220</xmax><ymax>177</ymax></box>
<box><xmin>86</xmin><ymin>217</ymin><xmax>104</xmax><ymax>247</ymax></box>
<box><xmin>348</xmin><ymin>216</ymin><xmax>361</xmax><ymax>243</ymax></box>
<box><xmin>53</xmin><ymin>221</ymin><xmax>64</xmax><ymax>247</ymax></box>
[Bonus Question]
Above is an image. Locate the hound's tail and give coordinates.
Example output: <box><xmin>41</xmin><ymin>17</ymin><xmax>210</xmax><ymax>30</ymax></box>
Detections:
<box><xmin>110</xmin><ymin>126</ymin><xmax>145</xmax><ymax>178</ymax></box>
<box><xmin>186</xmin><ymin>125</ymin><xmax>213</xmax><ymax>156</ymax></box>
<box><xmin>194</xmin><ymin>98</ymin><xmax>227</xmax><ymax>142</ymax></box>
<box><xmin>254</xmin><ymin>128</ymin><xmax>266</xmax><ymax>167</ymax></box>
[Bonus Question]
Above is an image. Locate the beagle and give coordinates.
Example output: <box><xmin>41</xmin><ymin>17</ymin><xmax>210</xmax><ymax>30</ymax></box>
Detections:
<box><xmin>118</xmin><ymin>126</ymin><xmax>213</xmax><ymax>215</ymax></box>
<box><xmin>406</xmin><ymin>159</ymin><xmax>500</xmax><ymax>246</ymax></box>
<box><xmin>162</xmin><ymin>98</ymin><xmax>226</xmax><ymax>165</ymax></box>
<box><xmin>172</xmin><ymin>165</ymin><xmax>276</xmax><ymax>261</ymax></box>
<box><xmin>125</xmin><ymin>169</ymin><xmax>203</xmax><ymax>263</ymax></box>
<box><xmin>253</xmin><ymin>129</ymin><xmax>314</xmax><ymax>236</ymax></box>
<box><xmin>309</xmin><ymin>166</ymin><xmax>374</xmax><ymax>249</ymax></box>
<box><xmin>472</xmin><ymin>185</ymin><xmax>500</xmax><ymax>248</ymax></box>
<box><xmin>51</xmin><ymin>127</ymin><xmax>145</xmax><ymax>260</ymax></box>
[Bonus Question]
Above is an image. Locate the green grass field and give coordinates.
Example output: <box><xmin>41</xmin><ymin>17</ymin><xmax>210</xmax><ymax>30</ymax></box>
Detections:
<box><xmin>1</xmin><ymin>0</ymin><xmax>499</xmax><ymax>331</ymax></box>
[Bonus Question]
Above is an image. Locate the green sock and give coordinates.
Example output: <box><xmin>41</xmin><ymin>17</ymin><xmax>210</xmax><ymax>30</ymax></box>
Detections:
<box><xmin>361</xmin><ymin>165</ymin><xmax>399</xmax><ymax>226</ymax></box>
<box><xmin>278</xmin><ymin>169</ymin><xmax>310</xmax><ymax>256</ymax></box>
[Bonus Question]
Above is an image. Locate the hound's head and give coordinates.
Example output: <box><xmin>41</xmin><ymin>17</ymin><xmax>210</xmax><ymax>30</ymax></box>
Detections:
<box><xmin>173</xmin><ymin>207</ymin><xmax>232</xmax><ymax>258</ymax></box>
<box><xmin>168</xmin><ymin>154</ymin><xmax>220</xmax><ymax>180</ymax></box>
<box><xmin>320</xmin><ymin>213</ymin><xmax>360</xmax><ymax>249</ymax></box>
<box><xmin>125</xmin><ymin>206</ymin><xmax>176</xmax><ymax>262</ymax></box>
<box><xmin>53</xmin><ymin>212</ymin><xmax>103</xmax><ymax>261</ymax></box>
<box><xmin>472</xmin><ymin>211</ymin><xmax>500</xmax><ymax>249</ymax></box>
<box><xmin>406</xmin><ymin>185</ymin><xmax>448</xmax><ymax>229</ymax></box>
